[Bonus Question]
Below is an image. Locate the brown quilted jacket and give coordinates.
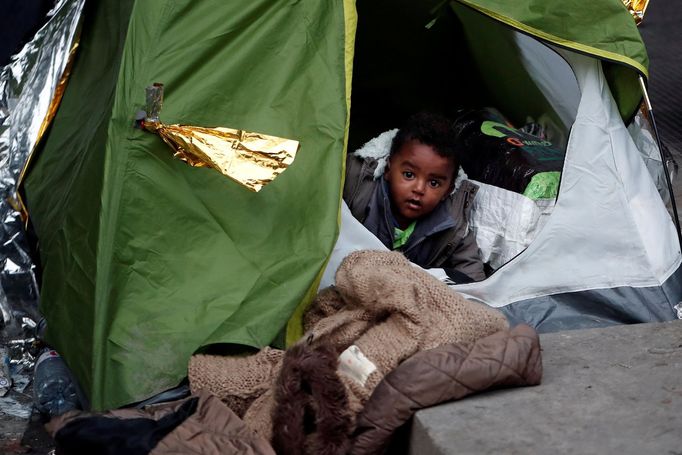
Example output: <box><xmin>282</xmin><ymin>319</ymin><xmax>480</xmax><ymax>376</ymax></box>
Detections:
<box><xmin>46</xmin><ymin>391</ymin><xmax>275</xmax><ymax>455</ymax></box>
<box><xmin>351</xmin><ymin>324</ymin><xmax>543</xmax><ymax>454</ymax></box>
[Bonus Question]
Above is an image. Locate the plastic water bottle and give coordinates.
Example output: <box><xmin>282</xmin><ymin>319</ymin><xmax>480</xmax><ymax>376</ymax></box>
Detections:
<box><xmin>33</xmin><ymin>349</ymin><xmax>82</xmax><ymax>417</ymax></box>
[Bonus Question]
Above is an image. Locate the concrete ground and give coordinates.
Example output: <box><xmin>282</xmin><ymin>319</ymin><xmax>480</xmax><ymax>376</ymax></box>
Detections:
<box><xmin>410</xmin><ymin>320</ymin><xmax>682</xmax><ymax>454</ymax></box>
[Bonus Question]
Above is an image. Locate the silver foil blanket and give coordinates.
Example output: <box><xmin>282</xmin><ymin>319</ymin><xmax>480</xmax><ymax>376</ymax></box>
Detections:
<box><xmin>0</xmin><ymin>0</ymin><xmax>84</xmax><ymax>361</ymax></box>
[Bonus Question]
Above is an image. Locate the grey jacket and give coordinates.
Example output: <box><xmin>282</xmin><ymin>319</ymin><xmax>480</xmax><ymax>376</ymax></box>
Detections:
<box><xmin>343</xmin><ymin>154</ymin><xmax>486</xmax><ymax>282</ymax></box>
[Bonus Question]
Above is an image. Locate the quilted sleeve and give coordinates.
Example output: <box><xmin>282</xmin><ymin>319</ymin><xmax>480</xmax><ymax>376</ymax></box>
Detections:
<box><xmin>351</xmin><ymin>324</ymin><xmax>542</xmax><ymax>455</ymax></box>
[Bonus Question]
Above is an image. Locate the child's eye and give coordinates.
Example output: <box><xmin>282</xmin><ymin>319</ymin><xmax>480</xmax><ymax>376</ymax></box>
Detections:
<box><xmin>429</xmin><ymin>179</ymin><xmax>441</xmax><ymax>188</ymax></box>
<box><xmin>403</xmin><ymin>171</ymin><xmax>415</xmax><ymax>179</ymax></box>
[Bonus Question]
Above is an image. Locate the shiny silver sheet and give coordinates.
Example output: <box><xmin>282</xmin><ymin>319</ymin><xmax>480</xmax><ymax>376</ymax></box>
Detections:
<box><xmin>0</xmin><ymin>0</ymin><xmax>84</xmax><ymax>356</ymax></box>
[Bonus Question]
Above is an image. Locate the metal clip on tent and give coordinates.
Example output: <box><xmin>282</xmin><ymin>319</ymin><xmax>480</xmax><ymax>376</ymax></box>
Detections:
<box><xmin>133</xmin><ymin>83</ymin><xmax>163</xmax><ymax>129</ymax></box>
<box><xmin>639</xmin><ymin>75</ymin><xmax>682</xmax><ymax>249</ymax></box>
<box><xmin>145</xmin><ymin>83</ymin><xmax>164</xmax><ymax>123</ymax></box>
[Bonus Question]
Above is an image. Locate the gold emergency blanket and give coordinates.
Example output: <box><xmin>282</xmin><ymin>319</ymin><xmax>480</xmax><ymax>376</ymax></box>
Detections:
<box><xmin>144</xmin><ymin>121</ymin><xmax>299</xmax><ymax>192</ymax></box>
<box><xmin>622</xmin><ymin>0</ymin><xmax>649</xmax><ymax>25</ymax></box>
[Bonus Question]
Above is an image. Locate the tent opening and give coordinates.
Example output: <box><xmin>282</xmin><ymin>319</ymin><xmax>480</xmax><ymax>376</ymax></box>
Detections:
<box><xmin>347</xmin><ymin>0</ymin><xmax>582</xmax><ymax>273</ymax></box>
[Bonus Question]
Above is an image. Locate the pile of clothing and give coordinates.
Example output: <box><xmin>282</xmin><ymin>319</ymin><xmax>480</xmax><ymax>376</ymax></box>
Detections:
<box><xmin>47</xmin><ymin>251</ymin><xmax>543</xmax><ymax>454</ymax></box>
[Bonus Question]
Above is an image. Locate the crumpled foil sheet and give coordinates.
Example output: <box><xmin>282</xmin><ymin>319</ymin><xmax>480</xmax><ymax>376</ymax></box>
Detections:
<box><xmin>146</xmin><ymin>122</ymin><xmax>300</xmax><ymax>192</ymax></box>
<box><xmin>622</xmin><ymin>0</ymin><xmax>649</xmax><ymax>25</ymax></box>
<box><xmin>142</xmin><ymin>84</ymin><xmax>300</xmax><ymax>192</ymax></box>
<box><xmin>0</xmin><ymin>0</ymin><xmax>85</xmax><ymax>374</ymax></box>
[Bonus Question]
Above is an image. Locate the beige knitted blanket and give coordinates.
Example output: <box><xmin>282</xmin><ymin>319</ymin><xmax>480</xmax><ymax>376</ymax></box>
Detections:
<box><xmin>189</xmin><ymin>250</ymin><xmax>508</xmax><ymax>441</ymax></box>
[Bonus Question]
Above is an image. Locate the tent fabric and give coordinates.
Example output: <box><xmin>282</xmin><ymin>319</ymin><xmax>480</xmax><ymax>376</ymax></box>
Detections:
<box><xmin>454</xmin><ymin>0</ymin><xmax>648</xmax><ymax>121</ymax></box>
<box><xmin>450</xmin><ymin>3</ymin><xmax>572</xmax><ymax>146</ymax></box>
<box><xmin>325</xmin><ymin>46</ymin><xmax>680</xmax><ymax>331</ymax></box>
<box><xmin>25</xmin><ymin>0</ymin><xmax>137</xmax><ymax>407</ymax></box>
<box><xmin>513</xmin><ymin>32</ymin><xmax>580</xmax><ymax>139</ymax></box>
<box><xmin>501</xmin><ymin>265</ymin><xmax>682</xmax><ymax>332</ymax></box>
<box><xmin>25</xmin><ymin>0</ymin><xmax>353</xmax><ymax>410</ymax></box>
<box><xmin>456</xmin><ymin>0</ymin><xmax>648</xmax><ymax>73</ymax></box>
<box><xmin>455</xmin><ymin>50</ymin><xmax>681</xmax><ymax>307</ymax></box>
<box><xmin>22</xmin><ymin>0</ymin><xmax>666</xmax><ymax>411</ymax></box>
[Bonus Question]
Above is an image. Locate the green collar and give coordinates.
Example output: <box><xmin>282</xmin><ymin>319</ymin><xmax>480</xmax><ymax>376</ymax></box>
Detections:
<box><xmin>393</xmin><ymin>220</ymin><xmax>417</xmax><ymax>249</ymax></box>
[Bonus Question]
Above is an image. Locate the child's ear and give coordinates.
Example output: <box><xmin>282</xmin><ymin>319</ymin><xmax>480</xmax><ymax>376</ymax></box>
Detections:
<box><xmin>383</xmin><ymin>161</ymin><xmax>390</xmax><ymax>180</ymax></box>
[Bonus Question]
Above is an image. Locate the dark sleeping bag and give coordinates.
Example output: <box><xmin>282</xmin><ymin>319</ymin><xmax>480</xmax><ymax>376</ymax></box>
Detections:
<box><xmin>453</xmin><ymin>108</ymin><xmax>564</xmax><ymax>199</ymax></box>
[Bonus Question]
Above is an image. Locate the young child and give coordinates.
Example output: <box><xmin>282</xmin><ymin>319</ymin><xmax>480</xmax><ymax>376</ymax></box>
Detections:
<box><xmin>343</xmin><ymin>112</ymin><xmax>485</xmax><ymax>283</ymax></box>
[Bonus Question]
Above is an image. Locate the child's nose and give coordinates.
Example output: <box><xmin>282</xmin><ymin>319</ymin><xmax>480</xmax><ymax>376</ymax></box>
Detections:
<box><xmin>413</xmin><ymin>179</ymin><xmax>426</xmax><ymax>194</ymax></box>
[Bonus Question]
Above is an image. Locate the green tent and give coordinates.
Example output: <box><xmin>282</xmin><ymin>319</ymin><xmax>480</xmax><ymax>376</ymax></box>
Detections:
<box><xmin>24</xmin><ymin>0</ymin><xmax>648</xmax><ymax>410</ymax></box>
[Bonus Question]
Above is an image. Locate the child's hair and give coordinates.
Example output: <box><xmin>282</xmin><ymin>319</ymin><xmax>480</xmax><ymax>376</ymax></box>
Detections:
<box><xmin>390</xmin><ymin>112</ymin><xmax>459</xmax><ymax>166</ymax></box>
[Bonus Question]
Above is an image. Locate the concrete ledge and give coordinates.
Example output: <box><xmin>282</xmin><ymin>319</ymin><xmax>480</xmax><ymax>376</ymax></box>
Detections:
<box><xmin>410</xmin><ymin>320</ymin><xmax>682</xmax><ymax>454</ymax></box>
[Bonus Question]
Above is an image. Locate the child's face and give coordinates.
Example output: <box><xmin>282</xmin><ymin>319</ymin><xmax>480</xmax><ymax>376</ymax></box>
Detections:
<box><xmin>384</xmin><ymin>139</ymin><xmax>456</xmax><ymax>229</ymax></box>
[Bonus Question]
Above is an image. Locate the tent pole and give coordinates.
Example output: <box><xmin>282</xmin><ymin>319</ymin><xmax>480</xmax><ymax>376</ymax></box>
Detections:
<box><xmin>639</xmin><ymin>75</ymin><xmax>682</xmax><ymax>249</ymax></box>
